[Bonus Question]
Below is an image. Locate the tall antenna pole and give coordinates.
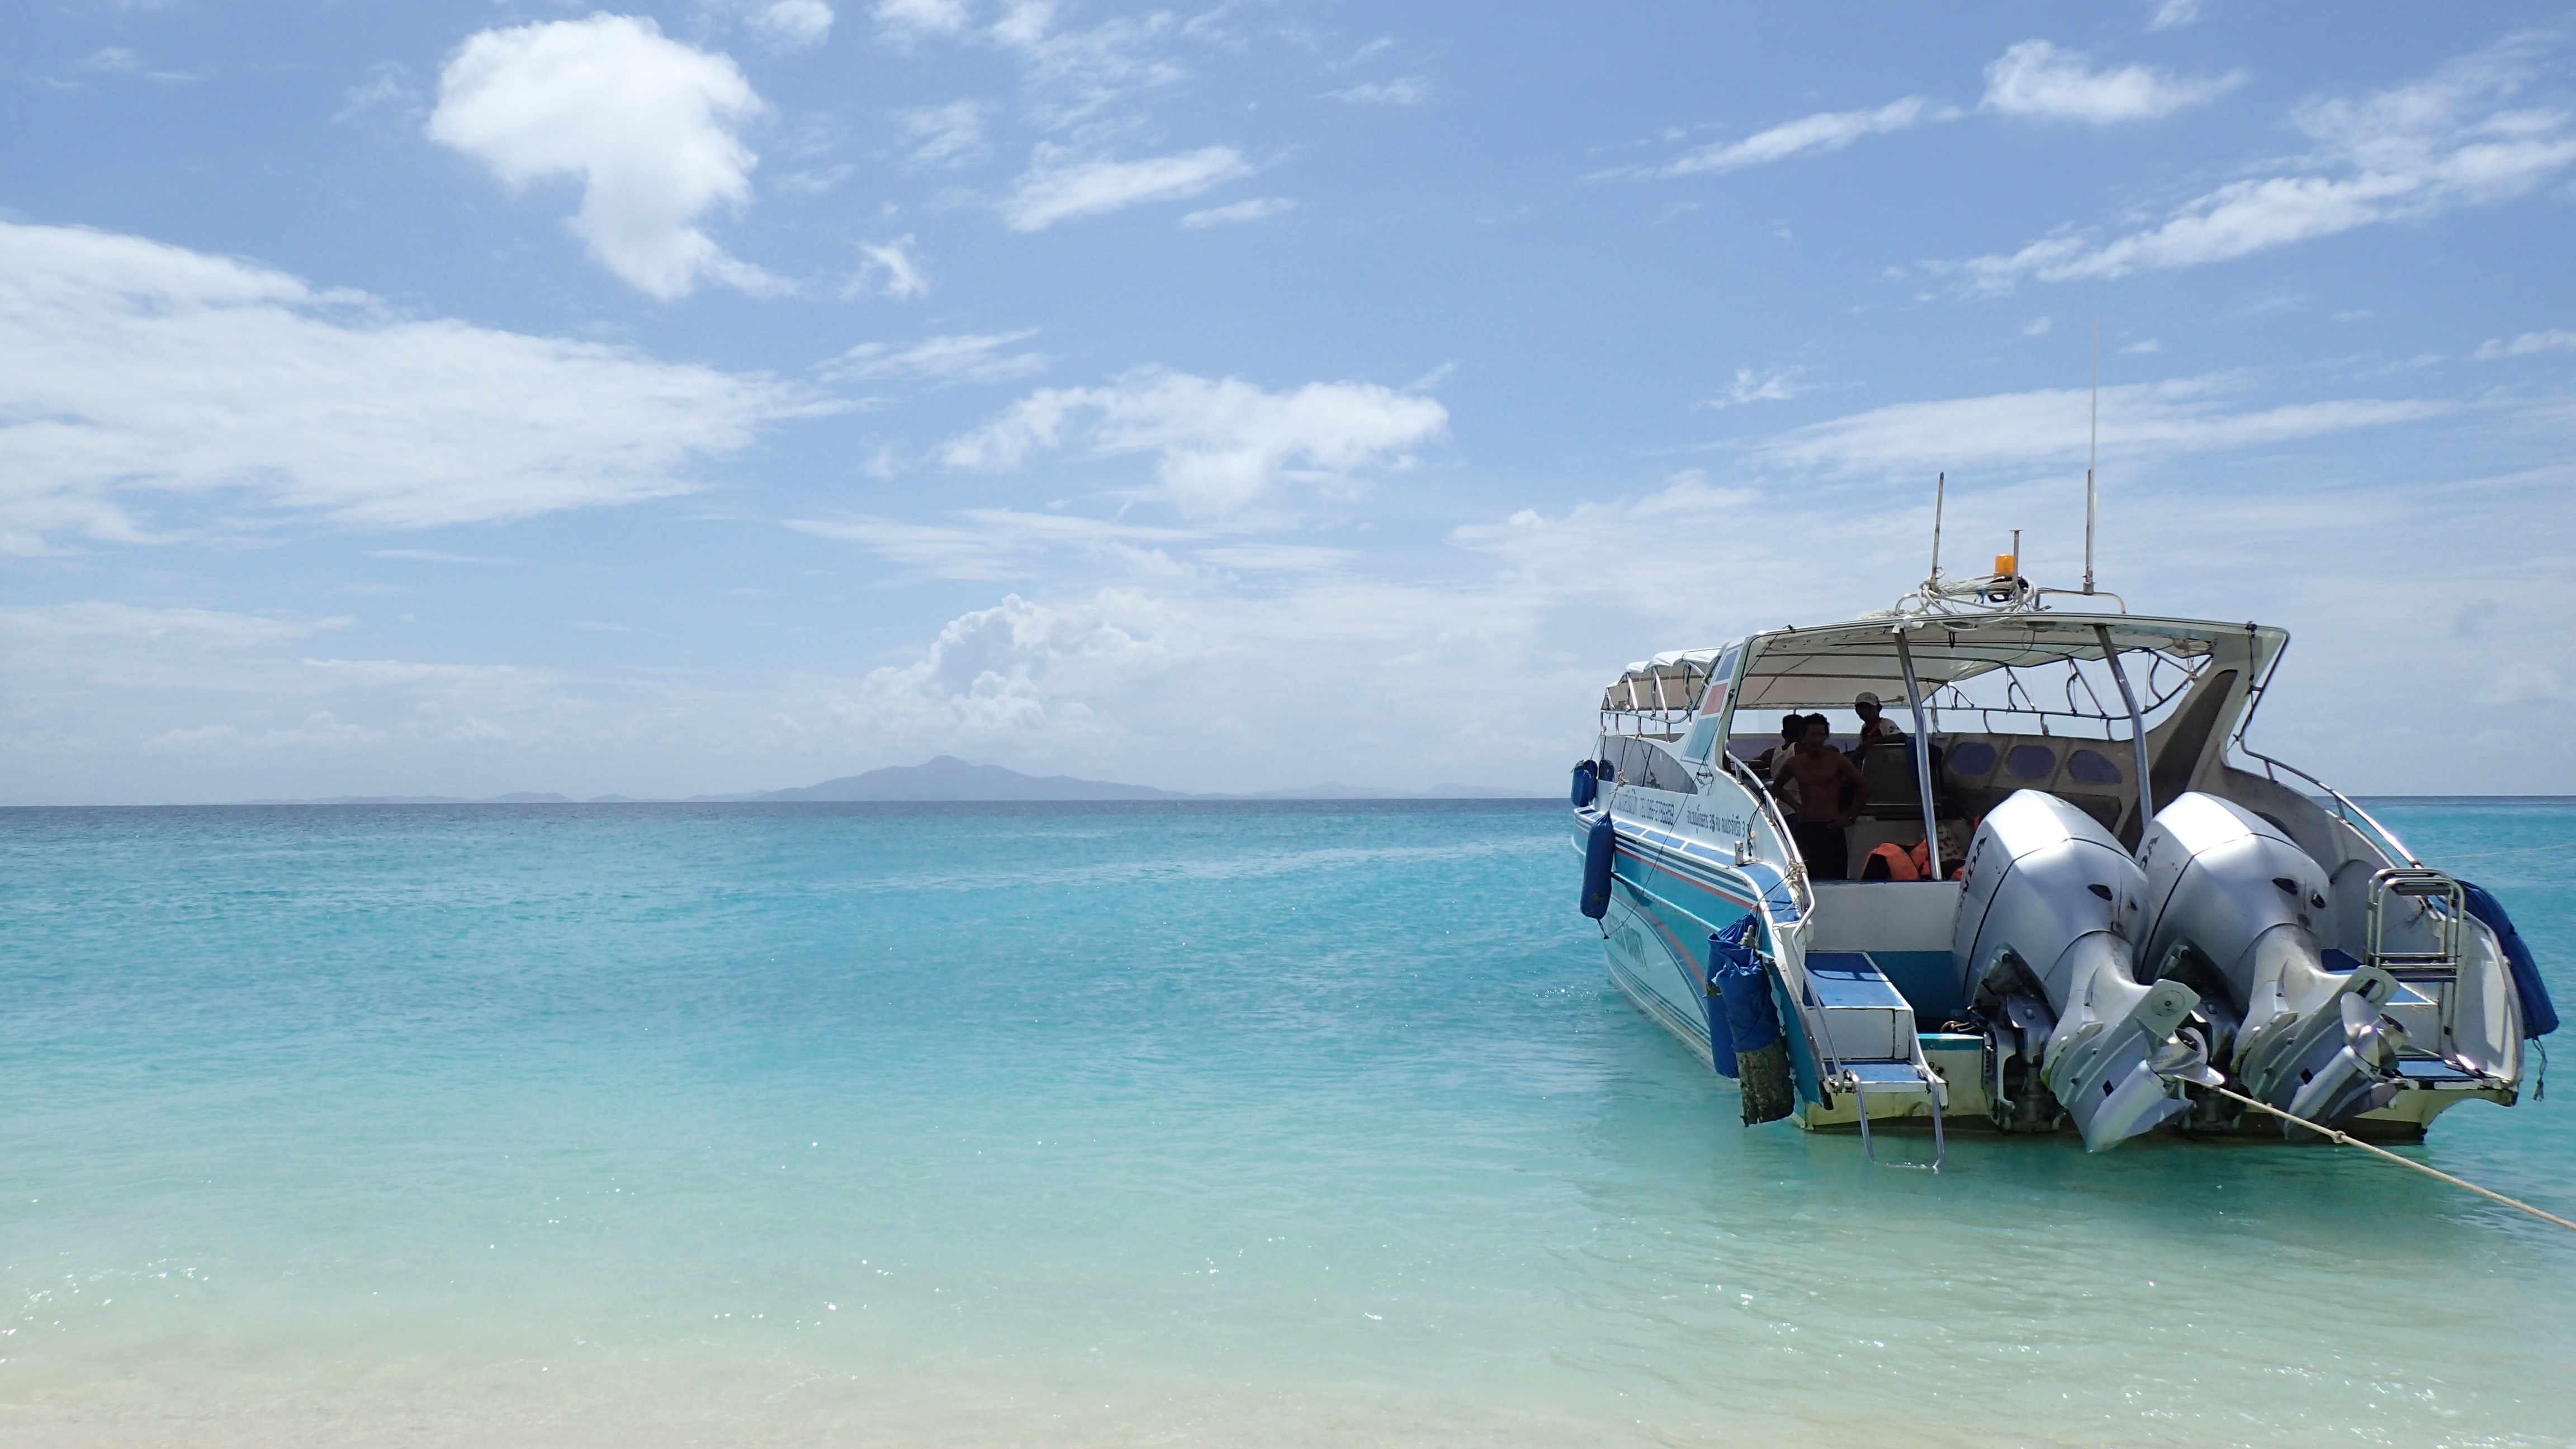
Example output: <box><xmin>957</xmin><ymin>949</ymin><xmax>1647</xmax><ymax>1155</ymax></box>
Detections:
<box><xmin>1930</xmin><ymin>472</ymin><xmax>1945</xmax><ymax>582</ymax></box>
<box><xmin>2084</xmin><ymin>318</ymin><xmax>2099</xmax><ymax>595</ymax></box>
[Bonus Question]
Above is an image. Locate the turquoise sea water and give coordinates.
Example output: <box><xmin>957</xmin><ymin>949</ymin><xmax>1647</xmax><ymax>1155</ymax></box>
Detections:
<box><xmin>2</xmin><ymin>797</ymin><xmax>2570</xmax><ymax>1447</ymax></box>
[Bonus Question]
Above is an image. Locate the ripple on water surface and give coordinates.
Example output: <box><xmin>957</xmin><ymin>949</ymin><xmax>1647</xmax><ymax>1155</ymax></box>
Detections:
<box><xmin>0</xmin><ymin>798</ymin><xmax>2570</xmax><ymax>1446</ymax></box>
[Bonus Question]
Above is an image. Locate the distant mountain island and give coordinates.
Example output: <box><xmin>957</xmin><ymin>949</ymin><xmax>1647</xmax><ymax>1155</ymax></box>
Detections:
<box><xmin>740</xmin><ymin>756</ymin><xmax>1185</xmax><ymax>802</ymax></box>
<box><xmin>725</xmin><ymin>757</ymin><xmax>1540</xmax><ymax>802</ymax></box>
<box><xmin>238</xmin><ymin>757</ymin><xmax>1540</xmax><ymax>805</ymax></box>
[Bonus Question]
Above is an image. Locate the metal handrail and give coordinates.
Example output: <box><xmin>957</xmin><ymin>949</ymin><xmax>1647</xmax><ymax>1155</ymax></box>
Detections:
<box><xmin>2234</xmin><ymin>744</ymin><xmax>2421</xmax><ymax>868</ymax></box>
<box><xmin>1723</xmin><ymin>751</ymin><xmax>1816</xmax><ymax>920</ymax></box>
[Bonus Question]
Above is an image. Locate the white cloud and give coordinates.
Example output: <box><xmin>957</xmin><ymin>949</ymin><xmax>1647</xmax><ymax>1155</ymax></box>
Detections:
<box><xmin>1630</xmin><ymin>97</ymin><xmax>1953</xmax><ymax>179</ymax></box>
<box><xmin>788</xmin><ymin>509</ymin><xmax>1199</xmax><ymax>579</ymax></box>
<box><xmin>751</xmin><ymin>1</ymin><xmax>835</xmax><ymax>49</ymax></box>
<box><xmin>2123</xmin><ymin>338</ymin><xmax>2162</xmax><ymax>354</ymax></box>
<box><xmin>851</xmin><ymin>235</ymin><xmax>930</xmax><ymax>298</ymax></box>
<box><xmin>2024</xmin><ymin>316</ymin><xmax>2054</xmax><ymax>337</ymax></box>
<box><xmin>2475</xmin><ymin>328</ymin><xmax>2576</xmax><ymax>359</ymax></box>
<box><xmin>1180</xmin><ymin>196</ymin><xmax>1295</xmax><ymax>228</ymax></box>
<box><xmin>987</xmin><ymin>4</ymin><xmax>1189</xmax><ymax>127</ymax></box>
<box><xmin>2149</xmin><ymin>0</ymin><xmax>2205</xmax><ymax>29</ymax></box>
<box><xmin>873</xmin><ymin>0</ymin><xmax>973</xmax><ymax>40</ymax></box>
<box><xmin>0</xmin><ymin>221</ymin><xmax>826</xmax><ymax>548</ymax></box>
<box><xmin>1961</xmin><ymin>37</ymin><xmax>2576</xmax><ymax>287</ymax></box>
<box><xmin>936</xmin><ymin>368</ymin><xmax>1449</xmax><ymax>517</ymax></box>
<box><xmin>1981</xmin><ymin>40</ymin><xmax>2242</xmax><ymax>124</ymax></box>
<box><xmin>822</xmin><ymin>331</ymin><xmax>1048</xmax><ymax>386</ymax></box>
<box><xmin>1706</xmin><ymin>365</ymin><xmax>1811</xmax><ymax>409</ymax></box>
<box><xmin>1754</xmin><ymin>375</ymin><xmax>2449</xmax><ymax>476</ymax></box>
<box><xmin>428</xmin><ymin>15</ymin><xmax>776</xmax><ymax>299</ymax></box>
<box><xmin>1001</xmin><ymin>145</ymin><xmax>1253</xmax><ymax>230</ymax></box>
<box><xmin>1332</xmin><ymin>77</ymin><xmax>1428</xmax><ymax>105</ymax></box>
<box><xmin>898</xmin><ymin>98</ymin><xmax>988</xmax><ymax>167</ymax></box>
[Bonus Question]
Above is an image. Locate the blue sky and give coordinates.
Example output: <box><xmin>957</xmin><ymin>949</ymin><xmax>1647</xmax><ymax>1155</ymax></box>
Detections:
<box><xmin>4</xmin><ymin>1</ymin><xmax>2573</xmax><ymax>802</ymax></box>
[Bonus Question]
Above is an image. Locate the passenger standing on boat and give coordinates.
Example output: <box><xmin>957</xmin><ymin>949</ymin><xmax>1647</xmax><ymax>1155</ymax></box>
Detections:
<box><xmin>1751</xmin><ymin>713</ymin><xmax>1803</xmax><ymax>778</ymax></box>
<box><xmin>1772</xmin><ymin>714</ymin><xmax>1869</xmax><ymax>880</ymax></box>
<box><xmin>1853</xmin><ymin>691</ymin><xmax>1903</xmax><ymax>746</ymax></box>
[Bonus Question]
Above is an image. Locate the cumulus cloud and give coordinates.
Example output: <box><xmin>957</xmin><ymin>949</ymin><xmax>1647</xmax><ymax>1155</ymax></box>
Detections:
<box><xmin>1623</xmin><ymin>97</ymin><xmax>1954</xmax><ymax>179</ymax></box>
<box><xmin>822</xmin><ymin>331</ymin><xmax>1049</xmax><ymax>386</ymax></box>
<box><xmin>1001</xmin><ymin>145</ymin><xmax>1254</xmax><ymax>229</ymax></box>
<box><xmin>1981</xmin><ymin>40</ymin><xmax>2242</xmax><ymax>124</ymax></box>
<box><xmin>0</xmin><ymin>221</ymin><xmax>825</xmax><ymax>549</ymax></box>
<box><xmin>1180</xmin><ymin>196</ymin><xmax>1295</xmax><ymax>228</ymax></box>
<box><xmin>936</xmin><ymin>369</ymin><xmax>1448</xmax><ymax>516</ymax></box>
<box><xmin>1754</xmin><ymin>375</ymin><xmax>2449</xmax><ymax>475</ymax></box>
<box><xmin>2475</xmin><ymin>328</ymin><xmax>2576</xmax><ymax>359</ymax></box>
<box><xmin>1959</xmin><ymin>36</ymin><xmax>2576</xmax><ymax>287</ymax></box>
<box><xmin>428</xmin><ymin>14</ymin><xmax>776</xmax><ymax>299</ymax></box>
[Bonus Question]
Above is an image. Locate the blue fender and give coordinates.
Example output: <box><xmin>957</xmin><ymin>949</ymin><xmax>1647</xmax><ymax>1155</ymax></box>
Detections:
<box><xmin>1703</xmin><ymin>915</ymin><xmax>1764</xmax><ymax>1078</ymax></box>
<box><xmin>1571</xmin><ymin>760</ymin><xmax>1598</xmax><ymax>807</ymax></box>
<box><xmin>1580</xmin><ymin>813</ymin><xmax>1616</xmax><ymax>920</ymax></box>
<box><xmin>2462</xmin><ymin>879</ymin><xmax>2557</xmax><ymax>1039</ymax></box>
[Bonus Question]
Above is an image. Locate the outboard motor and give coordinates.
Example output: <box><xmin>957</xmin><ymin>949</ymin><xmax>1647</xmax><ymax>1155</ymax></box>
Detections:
<box><xmin>2123</xmin><ymin>792</ymin><xmax>2404</xmax><ymax>1129</ymax></box>
<box><xmin>1954</xmin><ymin>790</ymin><xmax>2213</xmax><ymax>1151</ymax></box>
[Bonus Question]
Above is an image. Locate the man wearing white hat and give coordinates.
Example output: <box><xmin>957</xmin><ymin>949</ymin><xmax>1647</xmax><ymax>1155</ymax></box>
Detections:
<box><xmin>1854</xmin><ymin>690</ymin><xmax>1905</xmax><ymax>749</ymax></box>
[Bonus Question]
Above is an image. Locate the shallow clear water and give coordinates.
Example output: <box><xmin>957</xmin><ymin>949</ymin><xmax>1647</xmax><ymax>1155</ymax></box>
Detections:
<box><xmin>2</xmin><ymin>797</ymin><xmax>2570</xmax><ymax>1447</ymax></box>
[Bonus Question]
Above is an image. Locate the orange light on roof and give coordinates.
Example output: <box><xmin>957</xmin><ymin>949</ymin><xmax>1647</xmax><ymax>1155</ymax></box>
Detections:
<box><xmin>1993</xmin><ymin>553</ymin><xmax>2018</xmax><ymax>575</ymax></box>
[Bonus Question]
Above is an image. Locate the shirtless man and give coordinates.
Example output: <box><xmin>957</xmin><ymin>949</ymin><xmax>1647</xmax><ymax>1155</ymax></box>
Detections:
<box><xmin>1772</xmin><ymin>713</ymin><xmax>1869</xmax><ymax>879</ymax></box>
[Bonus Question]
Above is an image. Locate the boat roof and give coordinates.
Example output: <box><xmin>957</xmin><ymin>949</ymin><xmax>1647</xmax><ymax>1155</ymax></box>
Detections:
<box><xmin>1606</xmin><ymin>608</ymin><xmax>2288</xmax><ymax>715</ymax></box>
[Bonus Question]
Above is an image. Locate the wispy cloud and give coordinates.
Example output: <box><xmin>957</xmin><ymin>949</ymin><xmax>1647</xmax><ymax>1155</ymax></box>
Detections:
<box><xmin>897</xmin><ymin>98</ymin><xmax>988</xmax><ymax>167</ymax></box>
<box><xmin>822</xmin><ymin>331</ymin><xmax>1048</xmax><ymax>386</ymax></box>
<box><xmin>1001</xmin><ymin>145</ymin><xmax>1253</xmax><ymax>230</ymax></box>
<box><xmin>1956</xmin><ymin>36</ymin><xmax>2576</xmax><ymax>288</ymax></box>
<box><xmin>1754</xmin><ymin>375</ymin><xmax>2449</xmax><ymax>475</ymax></box>
<box><xmin>2149</xmin><ymin>0</ymin><xmax>2205</xmax><ymax>30</ymax></box>
<box><xmin>872</xmin><ymin>0</ymin><xmax>972</xmax><ymax>41</ymax></box>
<box><xmin>0</xmin><ymin>221</ymin><xmax>827</xmax><ymax>550</ymax></box>
<box><xmin>1981</xmin><ymin>40</ymin><xmax>2243</xmax><ymax>124</ymax></box>
<box><xmin>1704</xmin><ymin>365</ymin><xmax>1812</xmax><ymax>409</ymax></box>
<box><xmin>1331</xmin><ymin>76</ymin><xmax>1429</xmax><ymax>105</ymax></box>
<box><xmin>1180</xmin><ymin>196</ymin><xmax>1295</xmax><ymax>228</ymax></box>
<box><xmin>851</xmin><ymin>235</ymin><xmax>930</xmax><ymax>298</ymax></box>
<box><xmin>788</xmin><ymin>508</ymin><xmax>1200</xmax><ymax>579</ymax></box>
<box><xmin>937</xmin><ymin>368</ymin><xmax>1448</xmax><ymax>517</ymax></box>
<box><xmin>427</xmin><ymin>15</ymin><xmax>779</xmax><ymax>299</ymax></box>
<box><xmin>1620</xmin><ymin>96</ymin><xmax>1955</xmax><ymax>179</ymax></box>
<box><xmin>2475</xmin><ymin>328</ymin><xmax>2576</xmax><ymax>358</ymax></box>
<box><xmin>748</xmin><ymin>0</ymin><xmax>835</xmax><ymax>50</ymax></box>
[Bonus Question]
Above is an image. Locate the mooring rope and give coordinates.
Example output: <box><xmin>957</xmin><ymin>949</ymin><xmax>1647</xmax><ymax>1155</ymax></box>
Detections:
<box><xmin>2203</xmin><ymin>1082</ymin><xmax>2576</xmax><ymax>1235</ymax></box>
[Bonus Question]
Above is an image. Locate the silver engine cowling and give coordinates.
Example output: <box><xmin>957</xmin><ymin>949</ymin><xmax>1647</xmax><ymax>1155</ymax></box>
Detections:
<box><xmin>2123</xmin><ymin>792</ymin><xmax>2404</xmax><ymax>1129</ymax></box>
<box><xmin>1954</xmin><ymin>790</ymin><xmax>2211</xmax><ymax>1151</ymax></box>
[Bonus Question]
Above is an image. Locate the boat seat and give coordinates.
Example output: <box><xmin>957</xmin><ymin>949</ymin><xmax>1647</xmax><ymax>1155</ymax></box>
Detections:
<box><xmin>1803</xmin><ymin>952</ymin><xmax>1919</xmax><ymax>1062</ymax></box>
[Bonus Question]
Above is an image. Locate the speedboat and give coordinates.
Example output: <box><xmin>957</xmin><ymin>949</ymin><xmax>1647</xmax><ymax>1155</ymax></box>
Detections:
<box><xmin>1573</xmin><ymin>560</ymin><xmax>2556</xmax><ymax>1157</ymax></box>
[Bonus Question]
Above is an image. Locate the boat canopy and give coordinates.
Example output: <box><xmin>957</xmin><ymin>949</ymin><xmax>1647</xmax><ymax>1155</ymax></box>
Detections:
<box><xmin>1598</xmin><ymin>648</ymin><xmax>1729</xmax><ymax>716</ymax></box>
<box><xmin>1732</xmin><ymin>613</ymin><xmax>2284</xmax><ymax>713</ymax></box>
<box><xmin>1598</xmin><ymin>609</ymin><xmax>2290</xmax><ymax>740</ymax></box>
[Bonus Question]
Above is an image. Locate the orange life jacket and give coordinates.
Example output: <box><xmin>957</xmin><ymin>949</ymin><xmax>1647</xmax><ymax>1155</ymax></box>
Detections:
<box><xmin>1865</xmin><ymin>841</ymin><xmax>1921</xmax><ymax>881</ymax></box>
<box><xmin>1906</xmin><ymin>838</ymin><xmax>1966</xmax><ymax>882</ymax></box>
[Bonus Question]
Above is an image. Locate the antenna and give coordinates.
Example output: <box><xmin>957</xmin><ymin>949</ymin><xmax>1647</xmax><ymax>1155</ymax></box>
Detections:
<box><xmin>1930</xmin><ymin>472</ymin><xmax>1945</xmax><ymax>581</ymax></box>
<box><xmin>2083</xmin><ymin>318</ymin><xmax>2099</xmax><ymax>595</ymax></box>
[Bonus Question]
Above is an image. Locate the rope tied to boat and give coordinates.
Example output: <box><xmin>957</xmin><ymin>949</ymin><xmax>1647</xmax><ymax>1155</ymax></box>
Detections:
<box><xmin>2200</xmin><ymin>1082</ymin><xmax>2576</xmax><ymax>1236</ymax></box>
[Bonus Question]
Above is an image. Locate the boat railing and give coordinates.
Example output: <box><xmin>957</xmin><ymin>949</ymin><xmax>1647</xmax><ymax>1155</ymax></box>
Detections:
<box><xmin>1722</xmin><ymin>751</ymin><xmax>1816</xmax><ymax>921</ymax></box>
<box><xmin>2235</xmin><ymin>744</ymin><xmax>2422</xmax><ymax>869</ymax></box>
